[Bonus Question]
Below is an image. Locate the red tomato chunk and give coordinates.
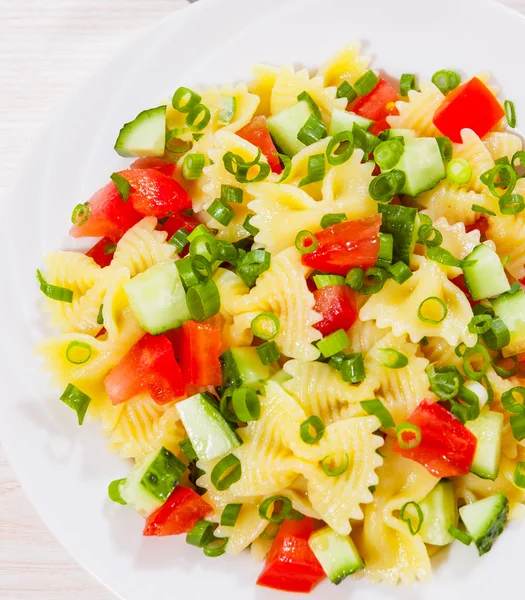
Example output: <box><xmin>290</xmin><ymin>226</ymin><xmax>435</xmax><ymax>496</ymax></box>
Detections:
<box><xmin>313</xmin><ymin>285</ymin><xmax>358</xmax><ymax>336</ymax></box>
<box><xmin>86</xmin><ymin>237</ymin><xmax>116</xmax><ymax>268</ymax></box>
<box><xmin>237</xmin><ymin>116</ymin><xmax>283</xmax><ymax>174</ymax></box>
<box><xmin>354</xmin><ymin>78</ymin><xmax>399</xmax><ymax>122</ymax></box>
<box><xmin>178</xmin><ymin>320</ymin><xmax>223</xmax><ymax>387</ymax></box>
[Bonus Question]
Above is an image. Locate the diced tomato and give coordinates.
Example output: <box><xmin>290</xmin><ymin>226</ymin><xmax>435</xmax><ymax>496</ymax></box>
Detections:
<box><xmin>143</xmin><ymin>486</ymin><xmax>212</xmax><ymax>536</ymax></box>
<box><xmin>236</xmin><ymin>116</ymin><xmax>283</xmax><ymax>174</ymax></box>
<box><xmin>433</xmin><ymin>77</ymin><xmax>505</xmax><ymax>143</ymax></box>
<box><xmin>451</xmin><ymin>274</ymin><xmax>478</xmax><ymax>307</ymax></box>
<box><xmin>179</xmin><ymin>320</ymin><xmax>222</xmax><ymax>387</ymax></box>
<box><xmin>465</xmin><ymin>216</ymin><xmax>489</xmax><ymax>236</ymax></box>
<box><xmin>302</xmin><ymin>215</ymin><xmax>381</xmax><ymax>276</ymax></box>
<box><xmin>85</xmin><ymin>237</ymin><xmax>116</xmax><ymax>268</ymax></box>
<box><xmin>104</xmin><ymin>334</ymin><xmax>184</xmax><ymax>405</ymax></box>
<box><xmin>369</xmin><ymin>117</ymin><xmax>391</xmax><ymax>138</ymax></box>
<box><xmin>118</xmin><ymin>168</ymin><xmax>191</xmax><ymax>217</ymax></box>
<box><xmin>393</xmin><ymin>399</ymin><xmax>477</xmax><ymax>477</ymax></box>
<box><xmin>257</xmin><ymin>518</ymin><xmax>325</xmax><ymax>593</ymax></box>
<box><xmin>313</xmin><ymin>285</ymin><xmax>358</xmax><ymax>336</ymax></box>
<box><xmin>70</xmin><ymin>180</ymin><xmax>142</xmax><ymax>242</ymax></box>
<box><xmin>130</xmin><ymin>157</ymin><xmax>176</xmax><ymax>178</ymax></box>
<box><xmin>160</xmin><ymin>213</ymin><xmax>200</xmax><ymax>239</ymax></box>
<box><xmin>354</xmin><ymin>78</ymin><xmax>399</xmax><ymax>122</ymax></box>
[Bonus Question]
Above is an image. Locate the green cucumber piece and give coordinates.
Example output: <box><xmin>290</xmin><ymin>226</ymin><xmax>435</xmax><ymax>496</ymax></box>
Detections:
<box><xmin>490</xmin><ymin>287</ymin><xmax>525</xmax><ymax>350</ymax></box>
<box><xmin>378</xmin><ymin>204</ymin><xmax>420</xmax><ymax>265</ymax></box>
<box><xmin>466</xmin><ymin>411</ymin><xmax>504</xmax><ymax>480</ymax></box>
<box><xmin>459</xmin><ymin>493</ymin><xmax>509</xmax><ymax>555</ymax></box>
<box><xmin>389</xmin><ymin>128</ymin><xmax>417</xmax><ymax>142</ymax></box>
<box><xmin>114</xmin><ymin>105</ymin><xmax>166</xmax><ymax>158</ymax></box>
<box><xmin>308</xmin><ymin>527</ymin><xmax>364</xmax><ymax>584</ymax></box>
<box><xmin>124</xmin><ymin>261</ymin><xmax>190</xmax><ymax>334</ymax></box>
<box><xmin>176</xmin><ymin>393</ymin><xmax>241</xmax><ymax>461</ymax></box>
<box><xmin>394</xmin><ymin>137</ymin><xmax>445</xmax><ymax>196</ymax></box>
<box><xmin>120</xmin><ymin>446</ymin><xmax>186</xmax><ymax>516</ymax></box>
<box><xmin>462</xmin><ymin>244</ymin><xmax>510</xmax><ymax>301</ymax></box>
<box><xmin>267</xmin><ymin>101</ymin><xmax>313</xmax><ymax>157</ymax></box>
<box><xmin>220</xmin><ymin>347</ymin><xmax>274</xmax><ymax>390</ymax></box>
<box><xmin>329</xmin><ymin>109</ymin><xmax>372</xmax><ymax>136</ymax></box>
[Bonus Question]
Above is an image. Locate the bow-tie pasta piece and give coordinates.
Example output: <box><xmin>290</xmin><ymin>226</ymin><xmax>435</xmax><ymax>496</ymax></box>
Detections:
<box><xmin>387</xmin><ymin>81</ymin><xmax>444</xmax><ymax>137</ymax></box>
<box><xmin>483</xmin><ymin>131</ymin><xmax>522</xmax><ymax>161</ymax></box>
<box><xmin>318</xmin><ymin>41</ymin><xmax>371</xmax><ymax>88</ymax></box>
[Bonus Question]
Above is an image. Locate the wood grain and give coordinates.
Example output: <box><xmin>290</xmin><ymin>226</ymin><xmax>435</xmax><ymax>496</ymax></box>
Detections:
<box><xmin>0</xmin><ymin>0</ymin><xmax>524</xmax><ymax>597</ymax></box>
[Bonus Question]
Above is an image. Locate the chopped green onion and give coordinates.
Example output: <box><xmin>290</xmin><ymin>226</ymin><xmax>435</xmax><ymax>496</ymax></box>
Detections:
<box><xmin>313</xmin><ymin>274</ymin><xmax>345</xmax><ymax>288</ymax></box>
<box><xmin>211</xmin><ymin>454</ymin><xmax>242</xmax><ymax>491</ymax></box>
<box><xmin>110</xmin><ymin>172</ymin><xmax>131</xmax><ymax>201</ymax></box>
<box><xmin>501</xmin><ymin>387</ymin><xmax>525</xmax><ymax>441</ymax></box>
<box><xmin>427</xmin><ymin>365</ymin><xmax>463</xmax><ymax>400</ymax></box>
<box><xmin>259</xmin><ymin>496</ymin><xmax>292</xmax><ymax>523</ymax></box>
<box><xmin>468</xmin><ymin>313</ymin><xmax>493</xmax><ymax>335</ymax></box>
<box><xmin>493</xmin><ymin>354</ymin><xmax>519</xmax><ymax>378</ymax></box>
<box><xmin>189</xmin><ymin>234</ymin><xmax>218</xmax><ymax>263</ymax></box>
<box><xmin>192</xmin><ymin>255</ymin><xmax>213</xmax><ymax>282</ymax></box>
<box><xmin>481</xmin><ymin>163</ymin><xmax>517</xmax><ymax>199</ymax></box>
<box><xmin>374</xmin><ymin>139</ymin><xmax>405</xmax><ymax>170</ymax></box>
<box><xmin>462</xmin><ymin>343</ymin><xmax>490</xmax><ymax>381</ymax></box>
<box><xmin>186</xmin><ymin>519</ymin><xmax>216</xmax><ymax>547</ymax></box>
<box><xmin>396</xmin><ymin>422</ymin><xmax>421</xmax><ymax>450</ymax></box>
<box><xmin>326</xmin><ymin>131</ymin><xmax>355</xmax><ymax>166</ymax></box>
<box><xmin>336</xmin><ymin>81</ymin><xmax>357</xmax><ymax>103</ymax></box>
<box><xmin>328</xmin><ymin>352</ymin><xmax>345</xmax><ymax>371</ymax></box>
<box><xmin>187</xmin><ymin>224</ymin><xmax>210</xmax><ymax>243</ymax></box>
<box><xmin>207</xmin><ymin>199</ymin><xmax>235</xmax><ymax>226</ymax></box>
<box><xmin>448</xmin><ymin>524</ymin><xmax>472</xmax><ymax>546</ymax></box>
<box><xmin>172</xmin><ymin>87</ymin><xmax>202</xmax><ymax>113</ymax></box>
<box><xmin>165</xmin><ymin>130</ymin><xmax>191</xmax><ymax>154</ymax></box>
<box><xmin>71</xmin><ymin>203</ymin><xmax>90</xmax><ymax>226</ymax></box>
<box><xmin>455</xmin><ymin>342</ymin><xmax>467</xmax><ymax>358</ymax></box>
<box><xmin>482</xmin><ymin>317</ymin><xmax>510</xmax><ymax>350</ymax></box>
<box><xmin>65</xmin><ymin>341</ymin><xmax>92</xmax><ymax>365</ymax></box>
<box><xmin>179</xmin><ymin>439</ymin><xmax>198</xmax><ymax>462</ymax></box>
<box><xmin>510</xmin><ymin>411</ymin><xmax>525</xmax><ymax>441</ymax></box>
<box><xmin>352</xmin><ymin>123</ymin><xmax>381</xmax><ymax>155</ymax></box>
<box><xmin>186</xmin><ymin>279</ymin><xmax>221</xmax><ymax>321</ymax></box>
<box><xmin>341</xmin><ymin>353</ymin><xmax>366</xmax><ymax>383</ymax></box>
<box><xmin>203</xmin><ymin>536</ymin><xmax>229</xmax><ymax>558</ymax></box>
<box><xmin>417</xmin><ymin>224</ymin><xmax>443</xmax><ymax>247</ymax></box>
<box><xmin>216</xmin><ymin>241</ymin><xmax>239</xmax><ymax>264</ymax></box>
<box><xmin>176</xmin><ymin>255</ymin><xmax>207</xmax><ymax>288</ymax></box>
<box><xmin>514</xmin><ymin>462</ymin><xmax>525</xmax><ymax>488</ymax></box>
<box><xmin>505</xmin><ymin>100</ymin><xmax>517</xmax><ymax>128</ymax></box>
<box><xmin>221</xmin><ymin>503</ymin><xmax>242</xmax><ymax>527</ymax></box>
<box><xmin>223</xmin><ymin>149</ymin><xmax>271</xmax><ymax>184</ymax></box>
<box><xmin>369</xmin><ymin>170</ymin><xmax>406</xmax><ymax>203</ymax></box>
<box><xmin>272</xmin><ymin>153</ymin><xmax>290</xmax><ymax>183</ymax></box>
<box><xmin>217</xmin><ymin>95</ymin><xmax>237</xmax><ymax>124</ymax></box>
<box><xmin>447</xmin><ymin>158</ymin><xmax>472</xmax><ymax>186</ymax></box>
<box><xmin>346</xmin><ymin>267</ymin><xmax>364</xmax><ymax>291</ymax></box>
<box><xmin>418</xmin><ymin>296</ymin><xmax>448</xmax><ymax>324</ymax></box>
<box><xmin>36</xmin><ymin>270</ymin><xmax>73</xmax><ymax>303</ymax></box>
<box><xmin>502</xmin><ymin>254</ymin><xmax>510</xmax><ymax>266</ymax></box>
<box><xmin>316</xmin><ymin>329</ymin><xmax>350</xmax><ymax>358</ymax></box>
<box><xmin>299</xmin><ymin>154</ymin><xmax>325</xmax><ymax>187</ymax></box>
<box><xmin>354</xmin><ymin>70</ymin><xmax>379</xmax><ymax>96</ymax></box>
<box><xmin>471</xmin><ymin>204</ymin><xmax>496</xmax><ymax>216</ymax></box>
<box><xmin>182</xmin><ymin>153</ymin><xmax>206</xmax><ymax>180</ymax></box>
<box><xmin>453</xmin><ymin>383</ymin><xmax>481</xmax><ymax>423</ymax></box>
<box><xmin>300</xmin><ymin>416</ymin><xmax>325</xmax><ymax>444</ymax></box>
<box><xmin>362</xmin><ymin>267</ymin><xmax>389</xmax><ymax>295</ymax></box>
<box><xmin>237</xmin><ymin>249</ymin><xmax>271</xmax><ymax>287</ymax></box>
<box><xmin>219</xmin><ymin>388</ymin><xmax>237</xmax><ymax>423</ymax></box>
<box><xmin>512</xmin><ymin>150</ymin><xmax>525</xmax><ymax>174</ymax></box>
<box><xmin>297</xmin><ymin>115</ymin><xmax>327</xmax><ymax>146</ymax></box>
<box><xmin>295</xmin><ymin>230</ymin><xmax>318</xmax><ymax>254</ymax></box>
<box><xmin>221</xmin><ymin>184</ymin><xmax>243</xmax><ymax>204</ymax></box>
<box><xmin>436</xmin><ymin>137</ymin><xmax>453</xmax><ymax>162</ymax></box>
<box><xmin>389</xmin><ymin>261</ymin><xmax>413</xmax><ymax>285</ymax></box>
<box><xmin>432</xmin><ymin>70</ymin><xmax>461</xmax><ymax>94</ymax></box>
<box><xmin>377</xmin><ymin>348</ymin><xmax>408</xmax><ymax>369</ymax></box>
<box><xmin>243</xmin><ymin>214</ymin><xmax>259</xmax><ymax>236</ymax></box>
<box><xmin>108</xmin><ymin>479</ymin><xmax>127</xmax><ymax>505</ymax></box>
<box><xmin>426</xmin><ymin>246</ymin><xmax>462</xmax><ymax>267</ymax></box>
<box><xmin>500</xmin><ymin>193</ymin><xmax>525</xmax><ymax>215</ymax></box>
<box><xmin>186</xmin><ymin>103</ymin><xmax>211</xmax><ymax>132</ymax></box>
<box><xmin>251</xmin><ymin>312</ymin><xmax>280</xmax><ymax>341</ymax></box>
<box><xmin>400</xmin><ymin>74</ymin><xmax>416</xmax><ymax>97</ymax></box>
<box><xmin>169</xmin><ymin>228</ymin><xmax>190</xmax><ymax>253</ymax></box>
<box><xmin>297</xmin><ymin>91</ymin><xmax>323</xmax><ymax>120</ymax></box>
<box><xmin>232</xmin><ymin>387</ymin><xmax>261</xmax><ymax>422</ymax></box>
<box><xmin>360</xmin><ymin>399</ymin><xmax>395</xmax><ymax>429</ymax></box>
<box><xmin>97</xmin><ymin>304</ymin><xmax>104</xmax><ymax>325</ymax></box>
<box><xmin>400</xmin><ymin>501</ymin><xmax>424</xmax><ymax>535</ymax></box>
<box><xmin>260</xmin><ymin>522</ymin><xmax>281</xmax><ymax>540</ymax></box>
<box><xmin>321</xmin><ymin>453</ymin><xmax>349</xmax><ymax>477</ymax></box>
<box><xmin>60</xmin><ymin>383</ymin><xmax>91</xmax><ymax>425</ymax></box>
<box><xmin>320</xmin><ymin>212</ymin><xmax>347</xmax><ymax>229</ymax></box>
<box><xmin>257</xmin><ymin>341</ymin><xmax>280</xmax><ymax>365</ymax></box>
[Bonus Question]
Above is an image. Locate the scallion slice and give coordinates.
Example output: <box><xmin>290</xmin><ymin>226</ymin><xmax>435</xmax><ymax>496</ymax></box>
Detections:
<box><xmin>203</xmin><ymin>536</ymin><xmax>229</xmax><ymax>558</ymax></box>
<box><xmin>417</xmin><ymin>224</ymin><xmax>443</xmax><ymax>247</ymax></box>
<box><xmin>400</xmin><ymin>501</ymin><xmax>424</xmax><ymax>535</ymax></box>
<box><xmin>455</xmin><ymin>342</ymin><xmax>467</xmax><ymax>358</ymax></box>
<box><xmin>481</xmin><ymin>163</ymin><xmax>517</xmax><ymax>199</ymax></box>
<box><xmin>500</xmin><ymin>193</ymin><xmax>525</xmax><ymax>215</ymax></box>
<box><xmin>172</xmin><ymin>87</ymin><xmax>202</xmax><ymax>113</ymax></box>
<box><xmin>169</xmin><ymin>228</ymin><xmax>190</xmax><ymax>253</ymax></box>
<box><xmin>299</xmin><ymin>154</ymin><xmax>325</xmax><ymax>187</ymax></box>
<box><xmin>352</xmin><ymin>123</ymin><xmax>380</xmax><ymax>155</ymax></box>
<box><xmin>316</xmin><ymin>329</ymin><xmax>350</xmax><ymax>358</ymax></box>
<box><xmin>418</xmin><ymin>296</ymin><xmax>448</xmax><ymax>324</ymax></box>
<box><xmin>237</xmin><ymin>249</ymin><xmax>270</xmax><ymax>287</ymax></box>
<box><xmin>514</xmin><ymin>461</ymin><xmax>525</xmax><ymax>488</ymax></box>
<box><xmin>505</xmin><ymin>100</ymin><xmax>517</xmax><ymax>128</ymax></box>
<box><xmin>36</xmin><ymin>270</ymin><xmax>73</xmax><ymax>303</ymax></box>
<box><xmin>217</xmin><ymin>95</ymin><xmax>237</xmax><ymax>124</ymax></box>
<box><xmin>512</xmin><ymin>150</ymin><xmax>525</xmax><ymax>174</ymax></box>
<box><xmin>320</xmin><ymin>212</ymin><xmax>347</xmax><ymax>229</ymax></box>
<box><xmin>186</xmin><ymin>279</ymin><xmax>220</xmax><ymax>321</ymax></box>
<box><xmin>377</xmin><ymin>348</ymin><xmax>408</xmax><ymax>369</ymax></box>
<box><xmin>321</xmin><ymin>452</ymin><xmax>349</xmax><ymax>477</ymax></box>
<box><xmin>462</xmin><ymin>343</ymin><xmax>490</xmax><ymax>381</ymax></box>
<box><xmin>223</xmin><ymin>149</ymin><xmax>271</xmax><ymax>184</ymax></box>
<box><xmin>326</xmin><ymin>131</ymin><xmax>354</xmax><ymax>166</ymax></box>
<box><xmin>345</xmin><ymin>267</ymin><xmax>364</xmax><ymax>291</ymax></box>
<box><xmin>362</xmin><ymin>267</ymin><xmax>389</xmax><ymax>295</ymax></box>
<box><xmin>297</xmin><ymin>91</ymin><xmax>323</xmax><ymax>120</ymax></box>
<box><xmin>389</xmin><ymin>261</ymin><xmax>413</xmax><ymax>285</ymax></box>
<box><xmin>341</xmin><ymin>353</ymin><xmax>366</xmax><ymax>383</ymax></box>
<box><xmin>189</xmin><ymin>234</ymin><xmax>219</xmax><ymax>263</ymax></box>
<box><xmin>221</xmin><ymin>503</ymin><xmax>242</xmax><ymax>527</ymax></box>
<box><xmin>354</xmin><ymin>70</ymin><xmax>379</xmax><ymax>96</ymax></box>
<box><xmin>186</xmin><ymin>519</ymin><xmax>216</xmax><ymax>547</ymax></box>
<box><xmin>468</xmin><ymin>314</ymin><xmax>493</xmax><ymax>335</ymax></box>
<box><xmin>295</xmin><ymin>230</ymin><xmax>318</xmax><ymax>254</ymax></box>
<box><xmin>493</xmin><ymin>354</ymin><xmax>519</xmax><ymax>378</ymax></box>
<box><xmin>71</xmin><ymin>203</ymin><xmax>90</xmax><ymax>226</ymax></box>
<box><xmin>448</xmin><ymin>525</ymin><xmax>472</xmax><ymax>546</ymax></box>
<box><xmin>259</xmin><ymin>496</ymin><xmax>292</xmax><ymax>523</ymax></box>
<box><xmin>251</xmin><ymin>312</ymin><xmax>280</xmax><ymax>341</ymax></box>
<box><xmin>232</xmin><ymin>388</ymin><xmax>261</xmax><ymax>422</ymax></box>
<box><xmin>60</xmin><ymin>383</ymin><xmax>91</xmax><ymax>425</ymax></box>
<box><xmin>97</xmin><ymin>304</ymin><xmax>104</xmax><ymax>325</ymax></box>
<box><xmin>482</xmin><ymin>317</ymin><xmax>510</xmax><ymax>351</ymax></box>
<box><xmin>275</xmin><ymin>153</ymin><xmax>292</xmax><ymax>182</ymax></box>
<box><xmin>108</xmin><ymin>479</ymin><xmax>127</xmax><ymax>505</ymax></box>
<box><xmin>313</xmin><ymin>274</ymin><xmax>345</xmax><ymax>288</ymax></box>
<box><xmin>400</xmin><ymin>73</ymin><xmax>416</xmax><ymax>97</ymax></box>
<box><xmin>471</xmin><ymin>204</ymin><xmax>496</xmax><ymax>216</ymax></box>
<box><xmin>447</xmin><ymin>158</ymin><xmax>472</xmax><ymax>186</ymax></box>
<box><xmin>360</xmin><ymin>399</ymin><xmax>395</xmax><ymax>429</ymax></box>
<box><xmin>211</xmin><ymin>454</ymin><xmax>242</xmax><ymax>491</ymax></box>
<box><xmin>373</xmin><ymin>139</ymin><xmax>405</xmax><ymax>170</ymax></box>
<box><xmin>110</xmin><ymin>172</ymin><xmax>131</xmax><ymax>201</ymax></box>
<box><xmin>369</xmin><ymin>170</ymin><xmax>406</xmax><ymax>203</ymax></box>
<box><xmin>182</xmin><ymin>153</ymin><xmax>206</xmax><ymax>180</ymax></box>
<box><xmin>176</xmin><ymin>255</ymin><xmax>206</xmax><ymax>288</ymax></box>
<box><xmin>426</xmin><ymin>365</ymin><xmax>463</xmax><ymax>400</ymax></box>
<box><xmin>336</xmin><ymin>81</ymin><xmax>357</xmax><ymax>103</ymax></box>
<box><xmin>186</xmin><ymin>103</ymin><xmax>211</xmax><ymax>132</ymax></box>
<box><xmin>431</xmin><ymin>70</ymin><xmax>461</xmax><ymax>94</ymax></box>
<box><xmin>104</xmin><ymin>242</ymin><xmax>116</xmax><ymax>256</ymax></box>
<box><xmin>207</xmin><ymin>198</ymin><xmax>235</xmax><ymax>226</ymax></box>
<box><xmin>221</xmin><ymin>184</ymin><xmax>243</xmax><ymax>204</ymax></box>
<box><xmin>65</xmin><ymin>341</ymin><xmax>92</xmax><ymax>365</ymax></box>
<box><xmin>297</xmin><ymin>115</ymin><xmax>327</xmax><ymax>146</ymax></box>
<box><xmin>165</xmin><ymin>130</ymin><xmax>191</xmax><ymax>154</ymax></box>
<box><xmin>396</xmin><ymin>422</ymin><xmax>421</xmax><ymax>450</ymax></box>
<box><xmin>436</xmin><ymin>137</ymin><xmax>453</xmax><ymax>162</ymax></box>
<box><xmin>426</xmin><ymin>246</ymin><xmax>462</xmax><ymax>267</ymax></box>
<box><xmin>243</xmin><ymin>214</ymin><xmax>259</xmax><ymax>236</ymax></box>
<box><xmin>300</xmin><ymin>416</ymin><xmax>325</xmax><ymax>444</ymax></box>
<box><xmin>187</xmin><ymin>224</ymin><xmax>209</xmax><ymax>243</ymax></box>
<box><xmin>256</xmin><ymin>340</ymin><xmax>280</xmax><ymax>365</ymax></box>
<box><xmin>219</xmin><ymin>389</ymin><xmax>237</xmax><ymax>423</ymax></box>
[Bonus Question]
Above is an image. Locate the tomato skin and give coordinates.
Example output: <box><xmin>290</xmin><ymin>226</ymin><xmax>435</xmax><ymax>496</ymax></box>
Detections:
<box><xmin>257</xmin><ymin>518</ymin><xmax>325</xmax><ymax>593</ymax></box>
<box><xmin>369</xmin><ymin>117</ymin><xmax>391</xmax><ymax>137</ymax></box>
<box><xmin>313</xmin><ymin>285</ymin><xmax>358</xmax><ymax>336</ymax></box>
<box><xmin>393</xmin><ymin>399</ymin><xmax>477</xmax><ymax>477</ymax></box>
<box><xmin>465</xmin><ymin>216</ymin><xmax>489</xmax><ymax>236</ymax></box>
<box><xmin>143</xmin><ymin>486</ymin><xmax>212</xmax><ymax>535</ymax></box>
<box><xmin>160</xmin><ymin>213</ymin><xmax>200</xmax><ymax>239</ymax></box>
<box><xmin>85</xmin><ymin>237</ymin><xmax>116</xmax><ymax>268</ymax></box>
<box><xmin>302</xmin><ymin>215</ymin><xmax>381</xmax><ymax>275</ymax></box>
<box><xmin>236</xmin><ymin>116</ymin><xmax>283</xmax><ymax>174</ymax></box>
<box><xmin>354</xmin><ymin>78</ymin><xmax>399</xmax><ymax>121</ymax></box>
<box><xmin>433</xmin><ymin>77</ymin><xmax>505</xmax><ymax>143</ymax></box>
<box><xmin>118</xmin><ymin>168</ymin><xmax>192</xmax><ymax>217</ymax></box>
<box><xmin>179</xmin><ymin>320</ymin><xmax>223</xmax><ymax>387</ymax></box>
<box><xmin>130</xmin><ymin>157</ymin><xmax>176</xmax><ymax>178</ymax></box>
<box><xmin>70</xmin><ymin>181</ymin><xmax>142</xmax><ymax>242</ymax></box>
<box><xmin>104</xmin><ymin>334</ymin><xmax>185</xmax><ymax>405</ymax></box>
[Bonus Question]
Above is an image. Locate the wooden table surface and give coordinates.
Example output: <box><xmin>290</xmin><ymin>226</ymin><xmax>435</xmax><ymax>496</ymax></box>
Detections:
<box><xmin>1</xmin><ymin>0</ymin><xmax>524</xmax><ymax>597</ymax></box>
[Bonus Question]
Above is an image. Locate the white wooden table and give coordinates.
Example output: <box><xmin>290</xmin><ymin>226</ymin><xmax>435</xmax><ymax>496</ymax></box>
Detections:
<box><xmin>0</xmin><ymin>0</ymin><xmax>524</xmax><ymax>597</ymax></box>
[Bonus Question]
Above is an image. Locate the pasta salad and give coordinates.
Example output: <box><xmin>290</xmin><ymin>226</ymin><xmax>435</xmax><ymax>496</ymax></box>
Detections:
<box><xmin>36</xmin><ymin>41</ymin><xmax>525</xmax><ymax>592</ymax></box>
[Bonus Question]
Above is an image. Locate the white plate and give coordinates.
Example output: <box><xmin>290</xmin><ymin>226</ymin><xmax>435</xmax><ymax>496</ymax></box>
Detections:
<box><xmin>1</xmin><ymin>0</ymin><xmax>524</xmax><ymax>597</ymax></box>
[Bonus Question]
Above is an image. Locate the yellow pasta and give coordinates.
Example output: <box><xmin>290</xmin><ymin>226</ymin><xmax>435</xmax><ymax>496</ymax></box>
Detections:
<box><xmin>387</xmin><ymin>81</ymin><xmax>444</xmax><ymax>137</ymax></box>
<box><xmin>453</xmin><ymin>128</ymin><xmax>495</xmax><ymax>194</ymax></box>
<box><xmin>318</xmin><ymin>41</ymin><xmax>370</xmax><ymax>87</ymax></box>
<box><xmin>483</xmin><ymin>131</ymin><xmax>523</xmax><ymax>161</ymax></box>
